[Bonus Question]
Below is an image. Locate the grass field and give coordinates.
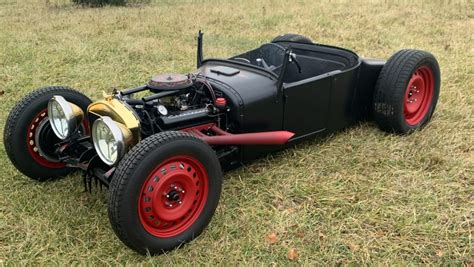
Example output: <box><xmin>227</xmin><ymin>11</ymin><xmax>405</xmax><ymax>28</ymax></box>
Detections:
<box><xmin>0</xmin><ymin>0</ymin><xmax>473</xmax><ymax>265</ymax></box>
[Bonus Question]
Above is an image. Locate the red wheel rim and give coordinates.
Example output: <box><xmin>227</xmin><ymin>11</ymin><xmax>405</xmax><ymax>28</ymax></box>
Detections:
<box><xmin>26</xmin><ymin>109</ymin><xmax>65</xmax><ymax>168</ymax></box>
<box><xmin>404</xmin><ymin>65</ymin><xmax>435</xmax><ymax>125</ymax></box>
<box><xmin>138</xmin><ymin>156</ymin><xmax>209</xmax><ymax>238</ymax></box>
<box><xmin>26</xmin><ymin>108</ymin><xmax>89</xmax><ymax>168</ymax></box>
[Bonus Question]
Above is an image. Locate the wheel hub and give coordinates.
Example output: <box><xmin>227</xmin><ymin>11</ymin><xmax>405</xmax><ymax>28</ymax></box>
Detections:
<box><xmin>163</xmin><ymin>184</ymin><xmax>186</xmax><ymax>208</ymax></box>
<box><xmin>167</xmin><ymin>189</ymin><xmax>181</xmax><ymax>202</ymax></box>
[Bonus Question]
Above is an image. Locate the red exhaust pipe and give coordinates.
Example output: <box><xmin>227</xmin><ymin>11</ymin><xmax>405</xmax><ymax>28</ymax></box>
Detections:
<box><xmin>201</xmin><ymin>131</ymin><xmax>294</xmax><ymax>145</ymax></box>
<box><xmin>182</xmin><ymin>123</ymin><xmax>295</xmax><ymax>145</ymax></box>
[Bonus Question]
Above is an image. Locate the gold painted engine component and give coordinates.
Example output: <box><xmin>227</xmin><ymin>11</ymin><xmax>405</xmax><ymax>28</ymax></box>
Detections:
<box><xmin>87</xmin><ymin>94</ymin><xmax>141</xmax><ymax>145</ymax></box>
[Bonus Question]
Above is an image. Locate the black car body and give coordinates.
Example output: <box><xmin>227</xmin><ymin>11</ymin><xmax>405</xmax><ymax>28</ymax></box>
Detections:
<box><xmin>198</xmin><ymin>39</ymin><xmax>384</xmax><ymax>164</ymax></box>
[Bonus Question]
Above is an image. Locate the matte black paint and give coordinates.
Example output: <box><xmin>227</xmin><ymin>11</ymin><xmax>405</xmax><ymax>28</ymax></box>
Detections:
<box><xmin>355</xmin><ymin>59</ymin><xmax>386</xmax><ymax>118</ymax></box>
<box><xmin>199</xmin><ymin>61</ymin><xmax>282</xmax><ymax>133</ymax></box>
<box><xmin>197</xmin><ymin>42</ymin><xmax>384</xmax><ymax>163</ymax></box>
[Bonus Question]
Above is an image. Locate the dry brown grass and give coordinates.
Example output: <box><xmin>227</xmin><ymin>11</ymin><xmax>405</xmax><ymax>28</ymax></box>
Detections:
<box><xmin>0</xmin><ymin>0</ymin><xmax>473</xmax><ymax>265</ymax></box>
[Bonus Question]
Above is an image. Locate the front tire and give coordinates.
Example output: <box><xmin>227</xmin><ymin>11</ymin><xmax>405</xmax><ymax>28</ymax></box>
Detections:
<box><xmin>3</xmin><ymin>86</ymin><xmax>92</xmax><ymax>180</ymax></box>
<box><xmin>373</xmin><ymin>49</ymin><xmax>441</xmax><ymax>134</ymax></box>
<box><xmin>108</xmin><ymin>131</ymin><xmax>222</xmax><ymax>255</ymax></box>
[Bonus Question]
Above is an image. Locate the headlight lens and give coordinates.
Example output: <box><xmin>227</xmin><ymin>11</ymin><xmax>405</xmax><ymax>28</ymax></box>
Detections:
<box><xmin>92</xmin><ymin>116</ymin><xmax>132</xmax><ymax>166</ymax></box>
<box><xmin>48</xmin><ymin>96</ymin><xmax>84</xmax><ymax>140</ymax></box>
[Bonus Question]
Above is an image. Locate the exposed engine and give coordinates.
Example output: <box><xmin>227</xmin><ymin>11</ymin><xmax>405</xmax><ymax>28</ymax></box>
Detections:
<box><xmin>120</xmin><ymin>73</ymin><xmax>225</xmax><ymax>138</ymax></box>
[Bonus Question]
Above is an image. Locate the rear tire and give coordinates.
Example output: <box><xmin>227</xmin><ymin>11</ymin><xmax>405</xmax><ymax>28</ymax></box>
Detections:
<box><xmin>3</xmin><ymin>86</ymin><xmax>92</xmax><ymax>181</ymax></box>
<box><xmin>108</xmin><ymin>131</ymin><xmax>222</xmax><ymax>255</ymax></box>
<box><xmin>272</xmin><ymin>33</ymin><xmax>313</xmax><ymax>44</ymax></box>
<box><xmin>373</xmin><ymin>49</ymin><xmax>440</xmax><ymax>134</ymax></box>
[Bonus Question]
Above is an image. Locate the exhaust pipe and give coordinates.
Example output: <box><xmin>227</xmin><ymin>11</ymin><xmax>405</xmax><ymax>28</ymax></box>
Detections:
<box><xmin>183</xmin><ymin>123</ymin><xmax>295</xmax><ymax>145</ymax></box>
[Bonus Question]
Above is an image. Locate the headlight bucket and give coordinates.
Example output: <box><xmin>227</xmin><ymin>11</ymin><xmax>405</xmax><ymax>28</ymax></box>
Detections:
<box><xmin>92</xmin><ymin>116</ymin><xmax>133</xmax><ymax>166</ymax></box>
<box><xmin>48</xmin><ymin>95</ymin><xmax>84</xmax><ymax>140</ymax></box>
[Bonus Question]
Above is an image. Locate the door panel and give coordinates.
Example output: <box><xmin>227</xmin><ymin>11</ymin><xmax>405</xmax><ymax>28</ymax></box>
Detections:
<box><xmin>283</xmin><ymin>76</ymin><xmax>332</xmax><ymax>136</ymax></box>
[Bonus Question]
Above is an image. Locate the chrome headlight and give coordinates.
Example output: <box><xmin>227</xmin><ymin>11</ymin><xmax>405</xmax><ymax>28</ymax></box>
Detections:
<box><xmin>48</xmin><ymin>95</ymin><xmax>84</xmax><ymax>140</ymax></box>
<box><xmin>92</xmin><ymin>116</ymin><xmax>132</xmax><ymax>166</ymax></box>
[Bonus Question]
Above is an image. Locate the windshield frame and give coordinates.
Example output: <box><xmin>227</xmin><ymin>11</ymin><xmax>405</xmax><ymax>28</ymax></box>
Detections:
<box><xmin>199</xmin><ymin>41</ymin><xmax>287</xmax><ymax>79</ymax></box>
<box><xmin>200</xmin><ymin>58</ymin><xmax>279</xmax><ymax>80</ymax></box>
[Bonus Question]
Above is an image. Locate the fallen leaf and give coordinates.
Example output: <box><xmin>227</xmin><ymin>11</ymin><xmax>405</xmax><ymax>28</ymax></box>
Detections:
<box><xmin>318</xmin><ymin>232</ymin><xmax>326</xmax><ymax>240</ymax></box>
<box><xmin>348</xmin><ymin>242</ymin><xmax>360</xmax><ymax>252</ymax></box>
<box><xmin>284</xmin><ymin>208</ymin><xmax>295</xmax><ymax>214</ymax></box>
<box><xmin>287</xmin><ymin>248</ymin><xmax>299</xmax><ymax>261</ymax></box>
<box><xmin>436</xmin><ymin>250</ymin><xmax>444</xmax><ymax>257</ymax></box>
<box><xmin>272</xmin><ymin>199</ymin><xmax>285</xmax><ymax>210</ymax></box>
<box><xmin>266</xmin><ymin>233</ymin><xmax>278</xmax><ymax>245</ymax></box>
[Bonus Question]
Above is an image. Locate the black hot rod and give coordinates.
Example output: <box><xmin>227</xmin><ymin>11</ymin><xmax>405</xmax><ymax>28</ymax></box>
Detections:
<box><xmin>4</xmin><ymin>33</ymin><xmax>440</xmax><ymax>254</ymax></box>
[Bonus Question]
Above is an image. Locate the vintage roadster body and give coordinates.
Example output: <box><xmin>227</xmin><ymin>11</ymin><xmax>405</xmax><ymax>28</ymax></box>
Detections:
<box><xmin>4</xmin><ymin>33</ymin><xmax>440</xmax><ymax>254</ymax></box>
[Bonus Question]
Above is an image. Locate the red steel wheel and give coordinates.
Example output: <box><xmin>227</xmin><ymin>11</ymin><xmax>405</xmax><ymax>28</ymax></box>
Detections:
<box><xmin>139</xmin><ymin>156</ymin><xmax>209</xmax><ymax>238</ymax></box>
<box><xmin>403</xmin><ymin>66</ymin><xmax>435</xmax><ymax>126</ymax></box>
<box><xmin>108</xmin><ymin>131</ymin><xmax>222</xmax><ymax>255</ymax></box>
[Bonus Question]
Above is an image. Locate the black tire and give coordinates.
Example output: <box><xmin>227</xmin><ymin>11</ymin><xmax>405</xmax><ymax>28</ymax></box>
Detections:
<box><xmin>272</xmin><ymin>33</ymin><xmax>313</xmax><ymax>44</ymax></box>
<box><xmin>3</xmin><ymin>86</ymin><xmax>92</xmax><ymax>181</ymax></box>
<box><xmin>108</xmin><ymin>131</ymin><xmax>222</xmax><ymax>255</ymax></box>
<box><xmin>373</xmin><ymin>49</ymin><xmax>440</xmax><ymax>134</ymax></box>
